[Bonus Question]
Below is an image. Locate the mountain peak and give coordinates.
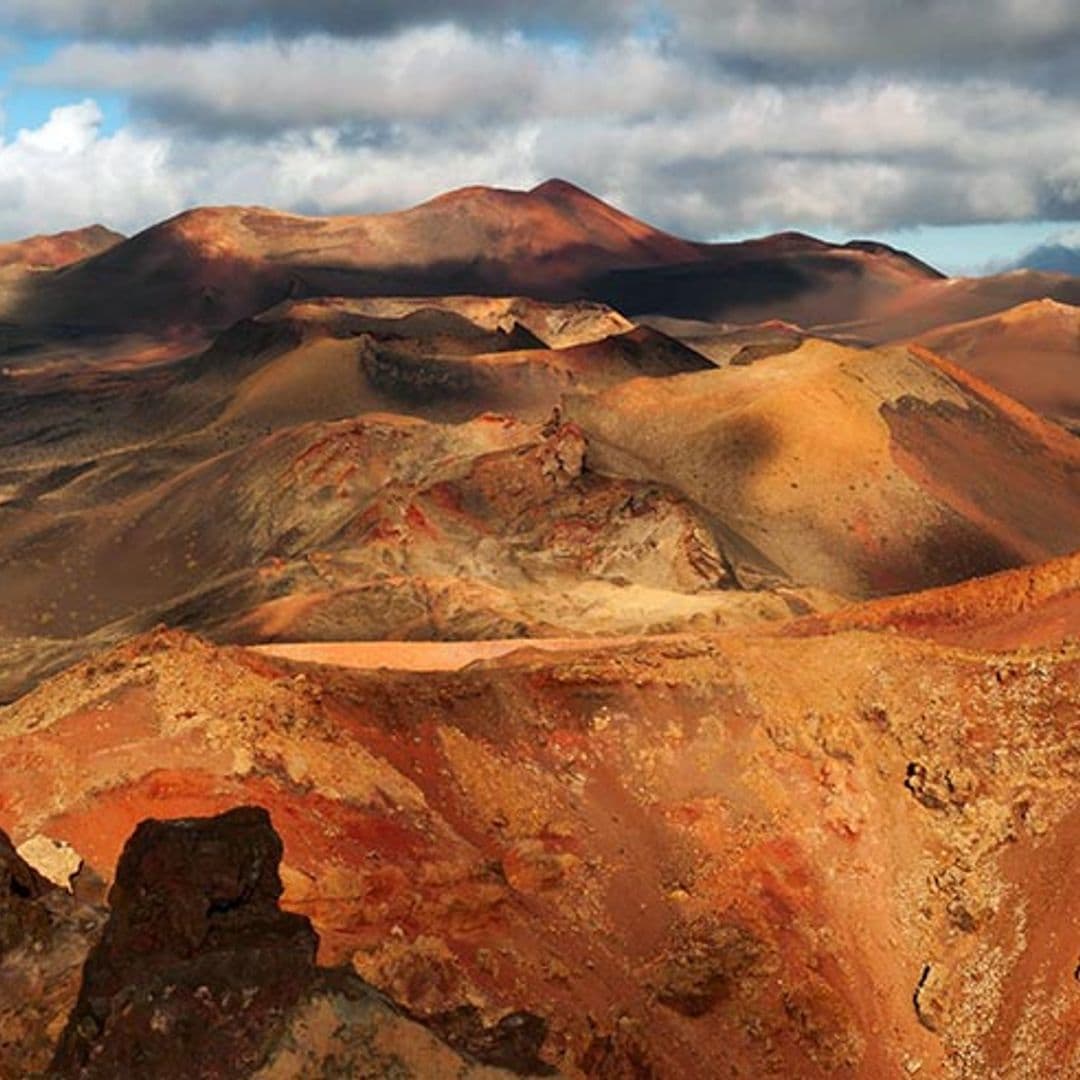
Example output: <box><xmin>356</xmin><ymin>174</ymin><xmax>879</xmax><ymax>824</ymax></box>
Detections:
<box><xmin>529</xmin><ymin>178</ymin><xmax>596</xmax><ymax>202</ymax></box>
<box><xmin>0</xmin><ymin>224</ymin><xmax>126</xmax><ymax>271</ymax></box>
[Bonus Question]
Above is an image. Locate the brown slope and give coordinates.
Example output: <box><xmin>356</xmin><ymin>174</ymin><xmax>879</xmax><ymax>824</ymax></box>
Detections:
<box><xmin>0</xmin><ymin>225</ymin><xmax>124</xmax><ymax>271</ymax></box>
<box><xmin>0</xmin><ymin>406</ymin><xmax>829</xmax><ymax>702</ymax></box>
<box><xmin>641</xmin><ymin>315</ymin><xmax>807</xmax><ymax>365</ymax></box>
<box><xmin>585</xmin><ymin>232</ymin><xmax>943</xmax><ymax>326</ymax></box>
<box><xmin>0</xmin><ymin>296</ymin><xmax>553</xmax><ymax>483</ymax></box>
<box><xmin>0</xmin><ymin>184</ymin><xmax>947</xmax><ymax>340</ymax></box>
<box><xmin>566</xmin><ymin>339</ymin><xmax>1080</xmax><ymax>600</ymax></box>
<box><xmin>787</xmin><ymin>549</ymin><xmax>1080</xmax><ymax>651</ymax></box>
<box><xmin>820</xmin><ymin>269</ymin><xmax>1080</xmax><ymax>343</ymax></box>
<box><xmin>1</xmin><ymin>180</ymin><xmax>704</xmax><ymax>334</ymax></box>
<box><xmin>362</xmin><ymin>325</ymin><xmax>715</xmax><ymax>422</ymax></box>
<box><xmin>914</xmin><ymin>298</ymin><xmax>1080</xmax><ymax>430</ymax></box>
<box><xmin>0</xmin><ymin>625</ymin><xmax>1075</xmax><ymax>1077</ymax></box>
<box><xmin>0</xmin><ymin>294</ymin><xmax>754</xmax><ymax>707</ymax></box>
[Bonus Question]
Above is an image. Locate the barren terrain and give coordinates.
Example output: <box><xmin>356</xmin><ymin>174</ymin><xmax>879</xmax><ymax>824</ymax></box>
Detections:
<box><xmin>0</xmin><ymin>181</ymin><xmax>1076</xmax><ymax>1078</ymax></box>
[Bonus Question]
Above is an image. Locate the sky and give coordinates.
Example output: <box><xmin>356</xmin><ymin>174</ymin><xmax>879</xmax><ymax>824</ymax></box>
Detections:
<box><xmin>1</xmin><ymin>1</ymin><xmax>1079</xmax><ymax>274</ymax></box>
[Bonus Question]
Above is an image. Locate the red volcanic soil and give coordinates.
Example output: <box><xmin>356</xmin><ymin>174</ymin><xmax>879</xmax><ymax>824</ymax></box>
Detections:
<box><xmin>915</xmin><ymin>298</ymin><xmax>1080</xmax><ymax>429</ymax></box>
<box><xmin>0</xmin><ymin>179</ymin><xmax>1077</xmax><ymax>1078</ymax></box>
<box><xmin>0</xmin><ymin>225</ymin><xmax>123</xmax><ymax>272</ymax></box>
<box><xmin>0</xmin><ymin>617</ymin><xmax>1076</xmax><ymax>1077</ymax></box>
<box><xmin>790</xmin><ymin>550</ymin><xmax>1080</xmax><ymax>650</ymax></box>
<box><xmin>0</xmin><ymin>182</ymin><xmax>958</xmax><ymax>337</ymax></box>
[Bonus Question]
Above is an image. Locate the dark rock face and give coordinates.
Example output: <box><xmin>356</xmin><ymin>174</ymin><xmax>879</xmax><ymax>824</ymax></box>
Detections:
<box><xmin>49</xmin><ymin>806</ymin><xmax>544</xmax><ymax>1079</ymax></box>
<box><xmin>0</xmin><ymin>827</ymin><xmax>52</xmax><ymax>954</ymax></box>
<box><xmin>0</xmin><ymin>829</ymin><xmax>106</xmax><ymax>1076</ymax></box>
<box><xmin>430</xmin><ymin>1007</ymin><xmax>555</xmax><ymax>1075</ymax></box>
<box><xmin>52</xmin><ymin>806</ymin><xmax>319</xmax><ymax>1078</ymax></box>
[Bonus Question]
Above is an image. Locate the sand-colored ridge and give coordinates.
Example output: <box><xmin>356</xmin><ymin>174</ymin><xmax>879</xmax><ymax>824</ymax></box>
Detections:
<box><xmin>789</xmin><ymin>549</ymin><xmax>1080</xmax><ymax>649</ymax></box>
<box><xmin>566</xmin><ymin>337</ymin><xmax>1080</xmax><ymax>599</ymax></box>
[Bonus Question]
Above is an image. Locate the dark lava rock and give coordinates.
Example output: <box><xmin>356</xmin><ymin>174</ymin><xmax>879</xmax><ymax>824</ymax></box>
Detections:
<box><xmin>50</xmin><ymin>806</ymin><xmax>319</xmax><ymax>1078</ymax></box>
<box><xmin>49</xmin><ymin>806</ymin><xmax>550</xmax><ymax>1079</ymax></box>
<box><xmin>1</xmin><ymin>829</ymin><xmax>106</xmax><ymax>1075</ymax></box>
<box><xmin>430</xmin><ymin>1006</ymin><xmax>556</xmax><ymax>1075</ymax></box>
<box><xmin>0</xmin><ymin>827</ymin><xmax>53</xmax><ymax>954</ymax></box>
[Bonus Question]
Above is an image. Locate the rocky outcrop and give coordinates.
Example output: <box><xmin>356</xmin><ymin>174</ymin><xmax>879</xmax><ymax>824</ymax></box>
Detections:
<box><xmin>1</xmin><ymin>621</ymin><xmax>1075</xmax><ymax>1077</ymax></box>
<box><xmin>52</xmin><ymin>806</ymin><xmax>318</xmax><ymax>1077</ymax></box>
<box><xmin>0</xmin><ymin>829</ymin><xmax>106</xmax><ymax>1077</ymax></box>
<box><xmin>50</xmin><ymin>806</ymin><xmax>547</xmax><ymax>1079</ymax></box>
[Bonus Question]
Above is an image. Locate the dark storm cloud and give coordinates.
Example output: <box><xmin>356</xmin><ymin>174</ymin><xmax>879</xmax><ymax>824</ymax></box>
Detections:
<box><xmin>3</xmin><ymin>0</ymin><xmax>637</xmax><ymax>41</ymax></box>
<box><xmin>671</xmin><ymin>1</ymin><xmax>1080</xmax><ymax>70</ymax></box>
<box><xmin>10</xmin><ymin>1</ymin><xmax>1080</xmax><ymax>73</ymax></box>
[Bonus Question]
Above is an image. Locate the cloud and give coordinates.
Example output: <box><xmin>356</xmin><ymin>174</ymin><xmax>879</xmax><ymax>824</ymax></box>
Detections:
<box><xmin>669</xmin><ymin>0</ymin><xmax>1080</xmax><ymax>72</ymax></box>
<box><xmin>3</xmin><ymin>64</ymin><xmax>1079</xmax><ymax>246</ymax></box>
<box><xmin>24</xmin><ymin>28</ymin><xmax>696</xmax><ymax>133</ymax></box>
<box><xmin>0</xmin><ymin>101</ymin><xmax>179</xmax><ymax>237</ymax></box>
<box><xmin>0</xmin><ymin>1</ymin><xmax>638</xmax><ymax>42</ymax></box>
<box><xmin>0</xmin><ymin>98</ymin><xmax>544</xmax><ymax>239</ymax></box>
<box><xmin>1</xmin><ymin>4</ymin><xmax>1079</xmax><ymax>243</ymax></box>
<box><xmin>13</xmin><ymin>21</ymin><xmax>1080</xmax><ymax>237</ymax></box>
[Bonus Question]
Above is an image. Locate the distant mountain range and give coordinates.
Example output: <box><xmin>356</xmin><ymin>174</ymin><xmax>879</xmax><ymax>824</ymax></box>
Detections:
<box><xmin>1013</xmin><ymin>233</ymin><xmax>1080</xmax><ymax>274</ymax></box>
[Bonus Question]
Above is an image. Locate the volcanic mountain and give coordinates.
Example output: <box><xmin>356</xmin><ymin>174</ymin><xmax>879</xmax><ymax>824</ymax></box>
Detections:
<box><xmin>1013</xmin><ymin>234</ymin><xmax>1080</xmax><ymax>275</ymax></box>
<box><xmin>566</xmin><ymin>339</ymin><xmax>1080</xmax><ymax>598</ymax></box>
<box><xmin>817</xmin><ymin>268</ymin><xmax>1080</xmax><ymax>344</ymax></box>
<box><xmin>0</xmin><ymin>180</ymin><xmax>702</xmax><ymax>337</ymax></box>
<box><xmin>0</xmin><ymin>181</ymin><xmax>955</xmax><ymax>347</ymax></box>
<box><xmin>3</xmin><ymin>182</ymin><xmax>1079</xmax><ymax>363</ymax></box>
<box><xmin>915</xmin><ymin>298</ymin><xmax>1080</xmax><ymax>430</ymax></box>
<box><xmin>0</xmin><ymin>224</ymin><xmax>123</xmax><ymax>273</ymax></box>
<box><xmin>585</xmin><ymin>230</ymin><xmax>946</xmax><ymax>328</ymax></box>
<box><xmin>0</xmin><ymin>176</ymin><xmax>1078</xmax><ymax>1080</ymax></box>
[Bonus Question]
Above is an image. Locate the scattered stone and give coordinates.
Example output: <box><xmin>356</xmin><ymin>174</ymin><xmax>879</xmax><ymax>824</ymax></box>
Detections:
<box><xmin>16</xmin><ymin>834</ymin><xmax>83</xmax><ymax>892</ymax></box>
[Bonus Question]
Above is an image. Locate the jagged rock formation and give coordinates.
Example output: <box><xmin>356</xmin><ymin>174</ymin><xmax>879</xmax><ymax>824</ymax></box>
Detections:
<box><xmin>50</xmin><ymin>806</ymin><xmax>548</xmax><ymax>1078</ymax></box>
<box><xmin>0</xmin><ymin>828</ymin><xmax>107</xmax><ymax>1077</ymax></box>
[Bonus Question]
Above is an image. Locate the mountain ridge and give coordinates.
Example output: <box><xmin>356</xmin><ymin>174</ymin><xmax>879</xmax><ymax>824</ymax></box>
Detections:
<box><xmin>0</xmin><ymin>180</ymin><xmax>952</xmax><ymax>337</ymax></box>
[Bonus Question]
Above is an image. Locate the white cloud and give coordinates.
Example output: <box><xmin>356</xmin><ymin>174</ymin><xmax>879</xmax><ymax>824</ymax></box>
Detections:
<box><xmin>0</xmin><ymin>101</ymin><xmax>182</xmax><ymax>236</ymax></box>
<box><xmin>2</xmin><ymin>13</ymin><xmax>1079</xmax><ymax>243</ymax></box>
<box><xmin>0</xmin><ymin>98</ymin><xmax>541</xmax><ymax>238</ymax></box>
<box><xmin>25</xmin><ymin>28</ymin><xmax>697</xmax><ymax>131</ymax></box>
<box><xmin>16</xmin><ymin>98</ymin><xmax>102</xmax><ymax>152</ymax></box>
